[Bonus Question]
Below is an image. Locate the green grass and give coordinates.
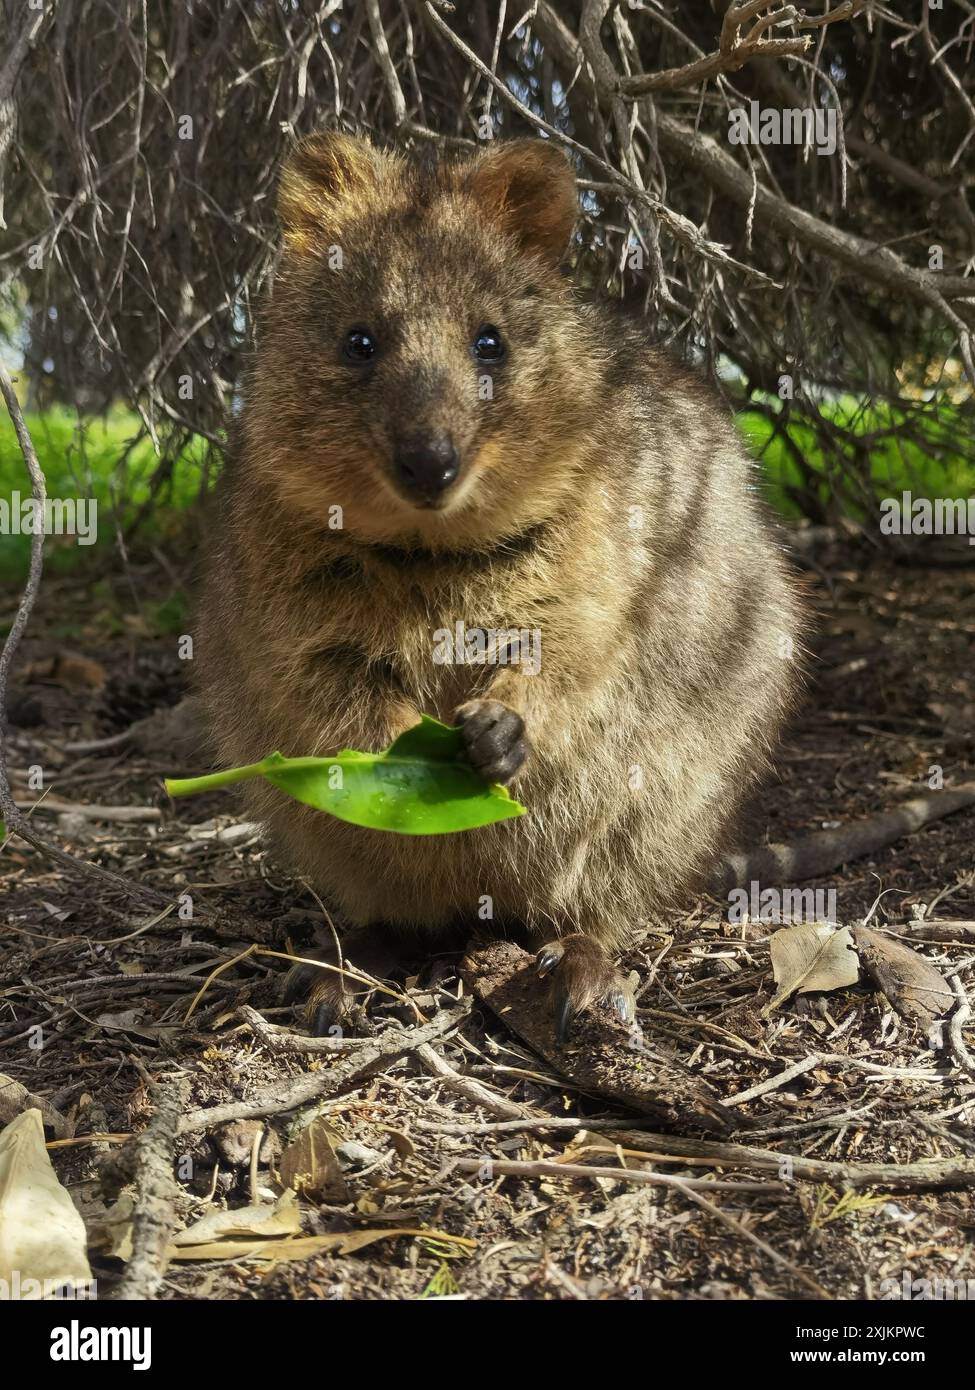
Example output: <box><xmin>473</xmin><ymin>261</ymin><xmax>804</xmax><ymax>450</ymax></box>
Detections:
<box><xmin>0</xmin><ymin>405</ymin><xmax>210</xmax><ymax>582</ymax></box>
<box><xmin>1</xmin><ymin>397</ymin><xmax>972</xmax><ymax>589</ymax></box>
<box><xmin>740</xmin><ymin>395</ymin><xmax>975</xmax><ymax>520</ymax></box>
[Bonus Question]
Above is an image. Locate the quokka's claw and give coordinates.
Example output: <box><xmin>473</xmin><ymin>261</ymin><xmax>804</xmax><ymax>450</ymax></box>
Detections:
<box><xmin>535</xmin><ymin>943</ymin><xmax>563</xmax><ymax>977</ymax></box>
<box><xmin>282</xmin><ymin>961</ymin><xmax>317</xmax><ymax>1008</ymax></box>
<box><xmin>282</xmin><ymin>926</ymin><xmax>402</xmax><ymax>1037</ymax></box>
<box><xmin>282</xmin><ymin>957</ymin><xmax>349</xmax><ymax>1035</ymax></box>
<box><xmin>534</xmin><ymin>933</ymin><xmax>637</xmax><ymax>1044</ymax></box>
<box><xmin>310</xmin><ymin>995</ymin><xmax>344</xmax><ymax>1038</ymax></box>
<box><xmin>556</xmin><ymin>991</ymin><xmax>577</xmax><ymax>1045</ymax></box>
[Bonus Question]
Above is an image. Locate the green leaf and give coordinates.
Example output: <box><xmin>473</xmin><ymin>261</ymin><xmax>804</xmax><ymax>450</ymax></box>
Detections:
<box><xmin>164</xmin><ymin>716</ymin><xmax>526</xmax><ymax>836</ymax></box>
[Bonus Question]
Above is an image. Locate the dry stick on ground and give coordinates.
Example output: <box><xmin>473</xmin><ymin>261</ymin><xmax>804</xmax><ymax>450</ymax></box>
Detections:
<box><xmin>417</xmin><ymin>1108</ymin><xmax>975</xmax><ymax>1191</ymax></box>
<box><xmin>0</xmin><ymin>363</ymin><xmax>169</xmax><ymax>908</ymax></box>
<box><xmin>454</xmin><ymin>1155</ymin><xmax>787</xmax><ymax>1194</ymax></box>
<box><xmin>111</xmin><ymin>1073</ymin><xmax>190</xmax><ymax>1300</ymax></box>
<box><xmin>725</xmin><ymin>1053</ymin><xmax>951</xmax><ymax>1103</ymax></box>
<box><xmin>947</xmin><ymin>975</ymin><xmax>975</xmax><ymax>1076</ymax></box>
<box><xmin>13</xmin><ymin>797</ymin><xmax>162</xmax><ymax>823</ymax></box>
<box><xmin>177</xmin><ymin>1001</ymin><xmax>471</xmax><ymax>1135</ymax></box>
<box><xmin>582</xmin><ymin>1129</ymin><xmax>975</xmax><ymax>1192</ymax></box>
<box><xmin>415</xmin><ymin>1040</ymin><xmax>531</xmax><ymax>1120</ymax></box>
<box><xmin>709</xmin><ymin>786</ymin><xmax>975</xmax><ymax>898</ymax></box>
<box><xmin>239</xmin><ymin>1002</ymin><xmax>364</xmax><ymax>1052</ymax></box>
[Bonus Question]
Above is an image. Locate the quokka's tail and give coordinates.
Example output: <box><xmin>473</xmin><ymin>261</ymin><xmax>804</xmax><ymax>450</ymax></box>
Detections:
<box><xmin>708</xmin><ymin>785</ymin><xmax>975</xmax><ymax>897</ymax></box>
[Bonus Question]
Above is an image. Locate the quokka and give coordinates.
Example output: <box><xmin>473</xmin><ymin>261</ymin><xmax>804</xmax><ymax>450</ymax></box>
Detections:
<box><xmin>198</xmin><ymin>133</ymin><xmax>803</xmax><ymax>1038</ymax></box>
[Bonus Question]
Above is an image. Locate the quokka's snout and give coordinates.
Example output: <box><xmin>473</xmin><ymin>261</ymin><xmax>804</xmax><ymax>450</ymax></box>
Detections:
<box><xmin>391</xmin><ymin>432</ymin><xmax>460</xmax><ymax>505</ymax></box>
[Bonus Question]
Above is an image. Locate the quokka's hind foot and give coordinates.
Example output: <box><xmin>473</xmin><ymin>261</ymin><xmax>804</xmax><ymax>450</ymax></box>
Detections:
<box><xmin>535</xmin><ymin>933</ymin><xmax>635</xmax><ymax>1044</ymax></box>
<box><xmin>282</xmin><ymin>925</ymin><xmax>401</xmax><ymax>1037</ymax></box>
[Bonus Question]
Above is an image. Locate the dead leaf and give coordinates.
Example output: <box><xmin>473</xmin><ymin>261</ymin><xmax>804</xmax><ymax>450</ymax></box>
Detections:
<box><xmin>40</xmin><ymin>901</ymin><xmax>73</xmax><ymax>922</ymax></box>
<box><xmin>0</xmin><ymin>1075</ymin><xmax>71</xmax><ymax>1138</ymax></box>
<box><xmin>95</xmin><ymin>1009</ymin><xmax>145</xmax><ymax>1029</ymax></box>
<box><xmin>278</xmin><ymin>1118</ymin><xmax>349</xmax><ymax>1201</ymax></box>
<box><xmin>91</xmin><ymin>1011</ymin><xmax>163</xmax><ymax>1043</ymax></box>
<box><xmin>23</xmin><ymin>652</ymin><xmax>106</xmax><ymax>692</ymax></box>
<box><xmin>172</xmin><ymin>1189</ymin><xmax>301</xmax><ymax>1247</ymax></box>
<box><xmin>167</xmin><ymin>1226</ymin><xmax>475</xmax><ymax>1266</ymax></box>
<box><xmin>376</xmin><ymin>1125</ymin><xmax>415</xmax><ymax>1160</ymax></box>
<box><xmin>0</xmin><ymin>1109</ymin><xmax>92</xmax><ymax>1296</ymax></box>
<box><xmin>86</xmin><ymin>1194</ymin><xmax>135</xmax><ymax>1261</ymax></box>
<box><xmin>853</xmin><ymin>925</ymin><xmax>953</xmax><ymax>1027</ymax></box>
<box><xmin>763</xmin><ymin>923</ymin><xmax>860</xmax><ymax>1017</ymax></box>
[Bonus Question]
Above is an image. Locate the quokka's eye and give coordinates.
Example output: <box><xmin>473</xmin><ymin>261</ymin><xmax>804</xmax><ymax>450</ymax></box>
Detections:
<box><xmin>343</xmin><ymin>328</ymin><xmax>377</xmax><ymax>363</ymax></box>
<box><xmin>473</xmin><ymin>325</ymin><xmax>505</xmax><ymax>363</ymax></box>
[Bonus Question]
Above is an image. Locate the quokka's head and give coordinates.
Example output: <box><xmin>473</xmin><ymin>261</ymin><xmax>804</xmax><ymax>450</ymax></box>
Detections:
<box><xmin>247</xmin><ymin>132</ymin><xmax>603</xmax><ymax>548</ymax></box>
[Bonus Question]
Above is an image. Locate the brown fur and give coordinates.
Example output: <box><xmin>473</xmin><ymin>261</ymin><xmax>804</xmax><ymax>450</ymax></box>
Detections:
<box><xmin>198</xmin><ymin>133</ymin><xmax>803</xmax><ymax>994</ymax></box>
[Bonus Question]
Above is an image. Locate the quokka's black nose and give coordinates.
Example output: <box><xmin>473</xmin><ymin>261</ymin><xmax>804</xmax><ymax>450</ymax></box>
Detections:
<box><xmin>393</xmin><ymin>435</ymin><xmax>459</xmax><ymax>500</ymax></box>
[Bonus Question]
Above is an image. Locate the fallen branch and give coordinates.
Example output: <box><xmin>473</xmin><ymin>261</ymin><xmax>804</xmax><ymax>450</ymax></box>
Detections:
<box><xmin>238</xmin><ymin>1003</ymin><xmax>362</xmax><ymax>1052</ymax></box>
<box><xmin>177</xmin><ymin>1002</ymin><xmax>471</xmax><ymax>1134</ymax></box>
<box><xmin>947</xmin><ymin>975</ymin><xmax>975</xmax><ymax>1076</ymax></box>
<box><xmin>725</xmin><ymin>1053</ymin><xmax>951</xmax><ymax>1104</ymax></box>
<box><xmin>111</xmin><ymin>1073</ymin><xmax>190</xmax><ymax>1300</ymax></box>
<box><xmin>14</xmin><ymin>797</ymin><xmax>162</xmax><ymax>823</ymax></box>
<box><xmin>454</xmin><ymin>1155</ymin><xmax>787</xmax><ymax>1194</ymax></box>
<box><xmin>598</xmin><ymin>1128</ymin><xmax>975</xmax><ymax>1192</ymax></box>
<box><xmin>416</xmin><ymin>1040</ymin><xmax>530</xmax><ymax>1120</ymax></box>
<box><xmin>893</xmin><ymin>920</ymin><xmax>975</xmax><ymax>944</ymax></box>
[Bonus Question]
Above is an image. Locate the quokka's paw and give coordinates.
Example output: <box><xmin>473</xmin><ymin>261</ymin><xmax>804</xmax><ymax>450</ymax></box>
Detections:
<box><xmin>282</xmin><ymin>927</ymin><xmax>398</xmax><ymax>1037</ymax></box>
<box><xmin>282</xmin><ymin>952</ymin><xmax>352</xmax><ymax>1037</ymax></box>
<box><xmin>535</xmin><ymin>933</ymin><xmax>636</xmax><ymax>1044</ymax></box>
<box><xmin>454</xmin><ymin>698</ymin><xmax>529</xmax><ymax>785</ymax></box>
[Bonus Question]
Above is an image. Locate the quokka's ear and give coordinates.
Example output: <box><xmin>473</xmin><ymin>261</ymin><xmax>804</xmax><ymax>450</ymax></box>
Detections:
<box><xmin>278</xmin><ymin>131</ymin><xmax>386</xmax><ymax>245</ymax></box>
<box><xmin>466</xmin><ymin>139</ymin><xmax>577</xmax><ymax>263</ymax></box>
